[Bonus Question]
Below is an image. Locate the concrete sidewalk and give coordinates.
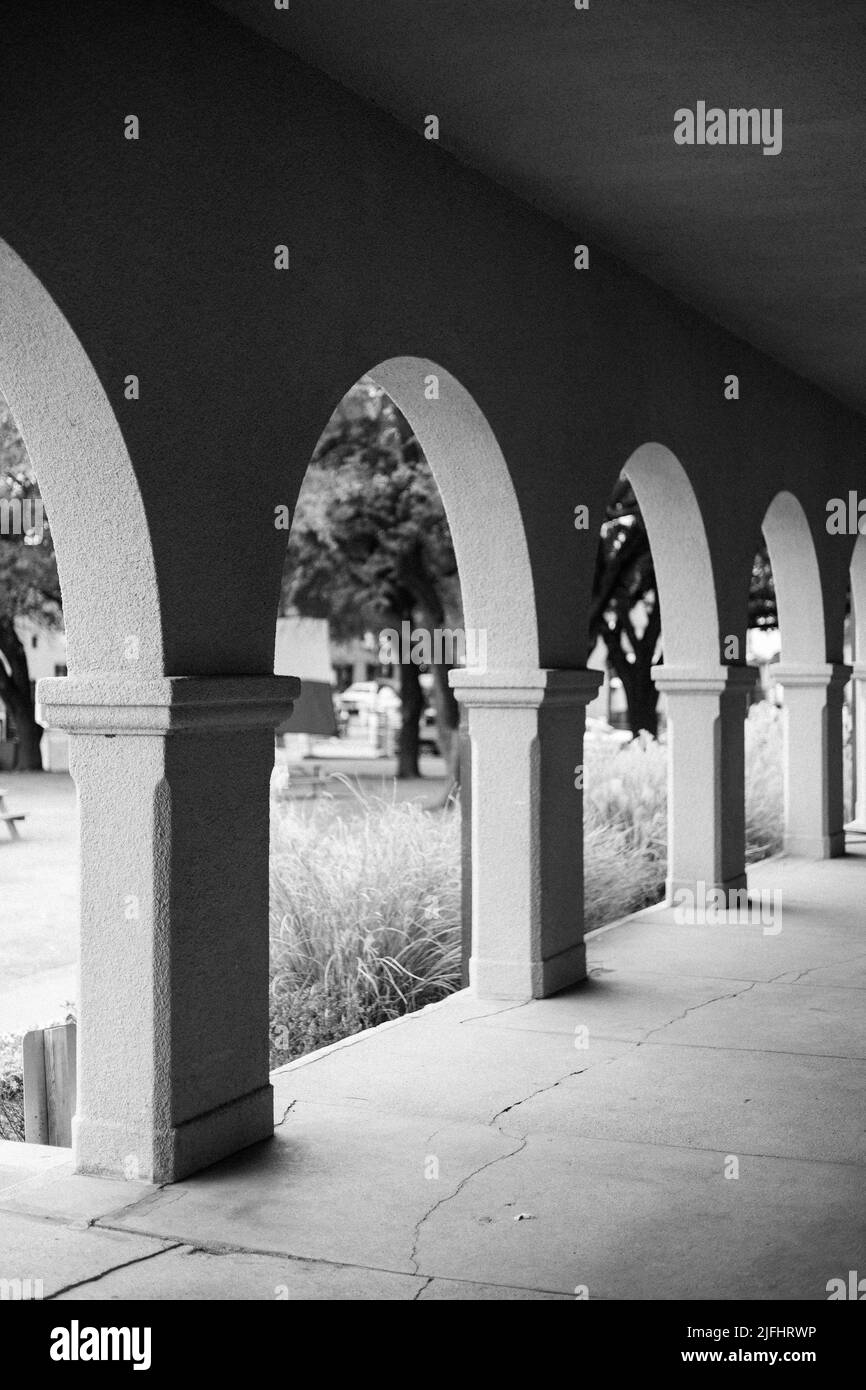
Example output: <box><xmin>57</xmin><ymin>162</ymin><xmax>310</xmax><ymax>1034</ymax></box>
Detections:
<box><xmin>1</xmin><ymin>850</ymin><xmax>864</xmax><ymax>1300</ymax></box>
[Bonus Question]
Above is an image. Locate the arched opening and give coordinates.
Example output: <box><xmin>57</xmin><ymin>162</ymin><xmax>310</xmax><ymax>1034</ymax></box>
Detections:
<box><xmin>0</xmin><ymin>238</ymin><xmax>160</xmax><ymax>1143</ymax></box>
<box><xmin>268</xmin><ymin>359</ymin><xmax>537</xmax><ymax>1060</ymax></box>
<box><xmin>761</xmin><ymin>491</ymin><xmax>845</xmax><ymax>857</ymax></box>
<box><xmin>0</xmin><ymin>239</ymin><xmax>162</xmax><ymax>674</ymax></box>
<box><xmin>621</xmin><ymin>443</ymin><xmax>720</xmax><ymax>671</ymax></box>
<box><xmin>762</xmin><ymin>491</ymin><xmax>826</xmax><ymax>667</ymax></box>
<box><xmin>584</xmin><ymin>443</ymin><xmax>730</xmax><ymax>926</ymax></box>
<box><xmin>743</xmin><ymin>538</ymin><xmax>784</xmax><ymax>863</ymax></box>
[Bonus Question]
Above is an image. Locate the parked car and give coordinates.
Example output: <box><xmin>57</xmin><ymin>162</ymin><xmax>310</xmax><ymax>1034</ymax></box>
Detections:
<box><xmin>334</xmin><ymin>679</ymin><xmax>441</xmax><ymax>753</ymax></box>
<box><xmin>334</xmin><ymin>681</ymin><xmax>400</xmax><ymax>718</ymax></box>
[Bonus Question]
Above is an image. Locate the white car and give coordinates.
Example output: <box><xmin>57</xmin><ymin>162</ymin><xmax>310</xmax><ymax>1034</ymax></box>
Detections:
<box><xmin>335</xmin><ymin>682</ymin><xmax>400</xmax><ymax>717</ymax></box>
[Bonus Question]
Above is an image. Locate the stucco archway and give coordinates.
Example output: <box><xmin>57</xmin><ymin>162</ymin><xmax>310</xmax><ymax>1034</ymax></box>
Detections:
<box><xmin>762</xmin><ymin>490</ymin><xmax>845</xmax><ymax>856</ymax></box>
<box><xmin>618</xmin><ymin>442</ymin><xmax>752</xmax><ymax>898</ymax></box>
<box><xmin>762</xmin><ymin>490</ymin><xmax>826</xmax><ymax>666</ymax></box>
<box><xmin>0</xmin><ymin>237</ymin><xmax>161</xmax><ymax>674</ymax></box>
<box><xmin>367</xmin><ymin>358</ymin><xmax>538</xmax><ymax>671</ymax></box>
<box><xmin>276</xmin><ymin>358</ymin><xmax>544</xmax><ymax>1001</ymax></box>
<box><xmin>621</xmin><ymin>442</ymin><xmax>720</xmax><ymax>669</ymax></box>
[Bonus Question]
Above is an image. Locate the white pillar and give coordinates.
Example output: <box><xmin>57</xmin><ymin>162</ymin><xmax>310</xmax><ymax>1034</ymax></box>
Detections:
<box><xmin>38</xmin><ymin>674</ymin><xmax>299</xmax><ymax>1183</ymax></box>
<box><xmin>450</xmin><ymin>668</ymin><xmax>602</xmax><ymax>1001</ymax></box>
<box><xmin>775</xmin><ymin>663</ymin><xmax>850</xmax><ymax>857</ymax></box>
<box><xmin>652</xmin><ymin>665</ymin><xmax>757</xmax><ymax>900</ymax></box>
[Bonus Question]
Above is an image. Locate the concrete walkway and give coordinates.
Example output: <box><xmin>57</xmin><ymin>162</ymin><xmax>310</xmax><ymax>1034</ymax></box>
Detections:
<box><xmin>1</xmin><ymin>850</ymin><xmax>864</xmax><ymax>1300</ymax></box>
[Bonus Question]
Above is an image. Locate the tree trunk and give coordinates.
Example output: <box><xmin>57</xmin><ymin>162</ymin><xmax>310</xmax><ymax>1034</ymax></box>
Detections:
<box><xmin>621</xmin><ymin>664</ymin><xmax>659</xmax><ymax>738</ymax></box>
<box><xmin>0</xmin><ymin>615</ymin><xmax>44</xmax><ymax>771</ymax></box>
<box><xmin>13</xmin><ymin>707</ymin><xmax>45</xmax><ymax>770</ymax></box>
<box><xmin>428</xmin><ymin>657</ymin><xmax>461</xmax><ymax>801</ymax></box>
<box><xmin>397</xmin><ymin>656</ymin><xmax>423</xmax><ymax>779</ymax></box>
<box><xmin>602</xmin><ymin>620</ymin><xmax>660</xmax><ymax>737</ymax></box>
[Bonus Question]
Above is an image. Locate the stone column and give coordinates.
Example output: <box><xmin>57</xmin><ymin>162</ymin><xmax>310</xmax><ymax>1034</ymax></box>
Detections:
<box><xmin>774</xmin><ymin>663</ymin><xmax>850</xmax><ymax>857</ymax></box>
<box><xmin>652</xmin><ymin>665</ymin><xmax>757</xmax><ymax>901</ymax></box>
<box><xmin>449</xmin><ymin>668</ymin><xmax>602</xmax><ymax>1001</ymax></box>
<box><xmin>37</xmin><ymin>674</ymin><xmax>299</xmax><ymax>1183</ymax></box>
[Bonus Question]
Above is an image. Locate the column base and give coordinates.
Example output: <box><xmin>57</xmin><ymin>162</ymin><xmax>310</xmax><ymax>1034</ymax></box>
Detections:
<box><xmin>73</xmin><ymin>1084</ymin><xmax>274</xmax><ymax>1184</ymax></box>
<box><xmin>470</xmin><ymin>942</ymin><xmax>587</xmax><ymax>1001</ymax></box>
<box><xmin>783</xmin><ymin>831</ymin><xmax>846</xmax><ymax>859</ymax></box>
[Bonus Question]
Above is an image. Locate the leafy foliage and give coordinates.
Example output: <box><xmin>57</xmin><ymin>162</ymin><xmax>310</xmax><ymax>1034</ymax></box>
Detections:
<box><xmin>591</xmin><ymin>478</ymin><xmax>779</xmax><ymax>735</ymax></box>
<box><xmin>0</xmin><ymin>398</ymin><xmax>60</xmax><ymax>626</ymax></box>
<box><xmin>281</xmin><ymin>379</ymin><xmax>460</xmax><ymax>638</ymax></box>
<box><xmin>282</xmin><ymin>379</ymin><xmax>463</xmax><ymax>779</ymax></box>
<box><xmin>0</xmin><ymin>395</ymin><xmax>61</xmax><ymax>767</ymax></box>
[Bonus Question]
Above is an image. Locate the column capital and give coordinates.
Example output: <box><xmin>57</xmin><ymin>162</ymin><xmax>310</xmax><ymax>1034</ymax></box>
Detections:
<box><xmin>448</xmin><ymin>667</ymin><xmax>603</xmax><ymax>709</ymax></box>
<box><xmin>38</xmin><ymin>674</ymin><xmax>301</xmax><ymax>735</ymax></box>
<box><xmin>651</xmin><ymin>664</ymin><xmax>759</xmax><ymax>695</ymax></box>
<box><xmin>773</xmin><ymin>662</ymin><xmax>851</xmax><ymax>689</ymax></box>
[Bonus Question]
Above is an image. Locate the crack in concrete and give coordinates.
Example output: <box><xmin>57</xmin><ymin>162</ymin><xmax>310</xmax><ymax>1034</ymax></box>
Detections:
<box><xmin>87</xmin><ymin>1180</ymin><xmax>173</xmax><ymax>1229</ymax></box>
<box><xmin>633</xmin><ymin>981</ymin><xmax>759</xmax><ymax>1047</ymax></box>
<box><xmin>407</xmin><ymin>1132</ymin><xmax>528</xmax><ymax>1276</ymax></box>
<box><xmin>407</xmin><ymin>1062</ymin><xmax>594</xmax><ymax>1276</ymax></box>
<box><xmin>92</xmin><ymin>1182</ymin><xmax>190</xmax><ymax>1232</ymax></box>
<box><xmin>411</xmin><ymin>1274</ymin><xmax>434</xmax><ymax>1300</ymax></box>
<box><xmin>405</xmin><ymin>966</ymin><xmax>846</xmax><ymax>1277</ymax></box>
<box><xmin>45</xmin><ymin>1240</ymin><xmax>183</xmax><ymax>1300</ymax></box>
<box><xmin>783</xmin><ymin>951</ymin><xmax>866</xmax><ymax>985</ymax></box>
<box><xmin>457</xmin><ymin>1000</ymin><xmax>531</xmax><ymax>1027</ymax></box>
<box><xmin>489</xmin><ymin>1068</ymin><xmax>589</xmax><ymax>1127</ymax></box>
<box><xmin>276</xmin><ymin>1099</ymin><xmax>297</xmax><ymax>1127</ymax></box>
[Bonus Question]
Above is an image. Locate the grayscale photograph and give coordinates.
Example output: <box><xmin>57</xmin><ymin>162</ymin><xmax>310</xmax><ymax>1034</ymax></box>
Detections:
<box><xmin>0</xmin><ymin>0</ymin><xmax>863</xmax><ymax>1355</ymax></box>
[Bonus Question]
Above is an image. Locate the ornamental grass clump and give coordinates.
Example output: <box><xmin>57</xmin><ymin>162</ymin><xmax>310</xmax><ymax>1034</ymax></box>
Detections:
<box><xmin>269</xmin><ymin>784</ymin><xmax>461</xmax><ymax>1066</ymax></box>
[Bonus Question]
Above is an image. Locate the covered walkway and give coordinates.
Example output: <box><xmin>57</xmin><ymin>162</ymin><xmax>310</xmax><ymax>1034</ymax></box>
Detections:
<box><xmin>2</xmin><ymin>849</ymin><xmax>863</xmax><ymax>1301</ymax></box>
<box><xmin>2</xmin><ymin>6</ymin><xmax>866</xmax><ymax>1314</ymax></box>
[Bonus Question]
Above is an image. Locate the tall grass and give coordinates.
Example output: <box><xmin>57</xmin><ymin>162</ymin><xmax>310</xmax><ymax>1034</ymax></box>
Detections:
<box><xmin>744</xmin><ymin>700</ymin><xmax>784</xmax><ymax>863</ymax></box>
<box><xmin>583</xmin><ymin>702</ymin><xmax>788</xmax><ymax>927</ymax></box>
<box><xmin>268</xmin><ymin>707</ymin><xmax>792</xmax><ymax>1059</ymax></box>
<box><xmin>583</xmin><ymin>733</ymin><xmax>668</xmax><ymax>931</ymax></box>
<box><xmin>269</xmin><ymin>783</ymin><xmax>461</xmax><ymax>1066</ymax></box>
<box><xmin>0</xmin><ymin>1032</ymin><xmax>25</xmax><ymax>1140</ymax></box>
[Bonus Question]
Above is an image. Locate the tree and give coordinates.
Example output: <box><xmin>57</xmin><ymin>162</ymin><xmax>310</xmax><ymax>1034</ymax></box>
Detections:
<box><xmin>589</xmin><ymin>478</ymin><xmax>662</xmax><ymax>735</ymax></box>
<box><xmin>590</xmin><ymin>478</ymin><xmax>778</xmax><ymax>736</ymax></box>
<box><xmin>0</xmin><ymin>395</ymin><xmax>61</xmax><ymax>770</ymax></box>
<box><xmin>748</xmin><ymin>546</ymin><xmax>777</xmax><ymax>632</ymax></box>
<box><xmin>281</xmin><ymin>380</ymin><xmax>462</xmax><ymax>784</ymax></box>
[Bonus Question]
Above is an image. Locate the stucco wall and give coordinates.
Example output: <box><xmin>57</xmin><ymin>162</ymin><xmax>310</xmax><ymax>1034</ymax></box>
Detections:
<box><xmin>1</xmin><ymin>0</ymin><xmax>862</xmax><ymax>678</ymax></box>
